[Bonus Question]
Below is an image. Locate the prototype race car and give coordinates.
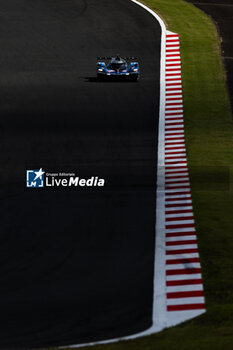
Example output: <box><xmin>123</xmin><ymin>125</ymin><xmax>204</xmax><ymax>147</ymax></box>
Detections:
<box><xmin>97</xmin><ymin>55</ymin><xmax>140</xmax><ymax>81</ymax></box>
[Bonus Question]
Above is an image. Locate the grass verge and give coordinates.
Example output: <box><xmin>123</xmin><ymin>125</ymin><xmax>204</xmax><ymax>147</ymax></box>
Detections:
<box><xmin>54</xmin><ymin>1</ymin><xmax>233</xmax><ymax>349</ymax></box>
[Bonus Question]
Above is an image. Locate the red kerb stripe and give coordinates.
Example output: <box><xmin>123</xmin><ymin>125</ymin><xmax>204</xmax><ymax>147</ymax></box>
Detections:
<box><xmin>165</xmin><ymin>155</ymin><xmax>186</xmax><ymax>159</ymax></box>
<box><xmin>167</xmin><ymin>290</ymin><xmax>204</xmax><ymax>299</ymax></box>
<box><xmin>166</xmin><ymin>230</ymin><xmax>195</xmax><ymax>237</ymax></box>
<box><xmin>167</xmin><ymin>304</ymin><xmax>205</xmax><ymax>311</ymax></box>
<box><xmin>166</xmin><ymin>203</ymin><xmax>192</xmax><ymax>208</ymax></box>
<box><xmin>165</xmin><ymin>185</ymin><xmax>190</xmax><ymax>190</ymax></box>
<box><xmin>167</xmin><ymin>279</ymin><xmax>202</xmax><ymax>286</ymax></box>
<box><xmin>165</xmin><ymin>179</ymin><xmax>189</xmax><ymax>184</ymax></box>
<box><xmin>166</xmin><ymin>73</ymin><xmax>181</xmax><ymax>77</ymax></box>
<box><xmin>166</xmin><ymin>257</ymin><xmax>199</xmax><ymax>265</ymax></box>
<box><xmin>166</xmin><ymin>79</ymin><xmax>181</xmax><ymax>81</ymax></box>
<box><xmin>165</xmin><ymin>151</ymin><xmax>186</xmax><ymax>155</ymax></box>
<box><xmin>166</xmin><ymin>54</ymin><xmax>180</xmax><ymax>57</ymax></box>
<box><xmin>166</xmin><ymin>223</ymin><xmax>195</xmax><ymax>230</ymax></box>
<box><xmin>166</xmin><ymin>240</ymin><xmax>197</xmax><ymax>246</ymax></box>
<box><xmin>165</xmin><ymin>112</ymin><xmax>183</xmax><ymax>116</ymax></box>
<box><xmin>166</xmin><ymin>248</ymin><xmax>199</xmax><ymax>255</ymax></box>
<box><xmin>166</xmin><ymin>268</ymin><xmax>201</xmax><ymax>275</ymax></box>
<box><xmin>166</xmin><ymin>209</ymin><xmax>193</xmax><ymax>215</ymax></box>
<box><xmin>165</xmin><ymin>146</ymin><xmax>185</xmax><ymax>150</ymax></box>
<box><xmin>166</xmin><ymin>83</ymin><xmax>182</xmax><ymax>87</ymax></box>
<box><xmin>165</xmin><ymin>102</ymin><xmax>183</xmax><ymax>106</ymax></box>
<box><xmin>165</xmin><ymin>167</ymin><xmax>188</xmax><ymax>171</ymax></box>
<box><xmin>165</xmin><ymin>161</ymin><xmax>187</xmax><ymax>166</ymax></box>
<box><xmin>166</xmin><ymin>50</ymin><xmax>180</xmax><ymax>53</ymax></box>
<box><xmin>165</xmin><ymin>196</ymin><xmax>191</xmax><ymax>202</ymax></box>
<box><xmin>165</xmin><ymin>198</ymin><xmax>191</xmax><ymax>202</ymax></box>
<box><xmin>165</xmin><ymin>191</ymin><xmax>190</xmax><ymax>196</ymax></box>
<box><xmin>165</xmin><ymin>216</ymin><xmax>193</xmax><ymax>222</ymax></box>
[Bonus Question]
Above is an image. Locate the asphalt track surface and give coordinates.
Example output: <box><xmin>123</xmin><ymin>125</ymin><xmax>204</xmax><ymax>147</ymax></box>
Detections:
<box><xmin>0</xmin><ymin>0</ymin><xmax>161</xmax><ymax>348</ymax></box>
<box><xmin>185</xmin><ymin>0</ymin><xmax>233</xmax><ymax>110</ymax></box>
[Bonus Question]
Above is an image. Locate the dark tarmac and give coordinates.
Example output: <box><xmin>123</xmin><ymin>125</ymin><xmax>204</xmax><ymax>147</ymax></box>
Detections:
<box><xmin>185</xmin><ymin>0</ymin><xmax>233</xmax><ymax>110</ymax></box>
<box><xmin>0</xmin><ymin>0</ymin><xmax>160</xmax><ymax>348</ymax></box>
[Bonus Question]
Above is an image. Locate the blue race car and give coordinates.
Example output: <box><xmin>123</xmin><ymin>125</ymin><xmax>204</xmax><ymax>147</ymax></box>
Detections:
<box><xmin>97</xmin><ymin>55</ymin><xmax>140</xmax><ymax>81</ymax></box>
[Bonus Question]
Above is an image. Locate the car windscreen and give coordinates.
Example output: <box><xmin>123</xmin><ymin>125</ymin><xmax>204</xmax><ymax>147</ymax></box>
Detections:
<box><xmin>109</xmin><ymin>62</ymin><xmax>127</xmax><ymax>70</ymax></box>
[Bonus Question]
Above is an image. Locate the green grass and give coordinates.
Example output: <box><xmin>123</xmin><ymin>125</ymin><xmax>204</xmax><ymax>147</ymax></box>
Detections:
<box><xmin>49</xmin><ymin>1</ymin><xmax>233</xmax><ymax>349</ymax></box>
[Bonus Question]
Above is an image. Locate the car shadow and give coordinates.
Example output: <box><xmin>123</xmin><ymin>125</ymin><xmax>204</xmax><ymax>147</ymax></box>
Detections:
<box><xmin>84</xmin><ymin>77</ymin><xmax>138</xmax><ymax>83</ymax></box>
<box><xmin>85</xmin><ymin>77</ymin><xmax>98</xmax><ymax>82</ymax></box>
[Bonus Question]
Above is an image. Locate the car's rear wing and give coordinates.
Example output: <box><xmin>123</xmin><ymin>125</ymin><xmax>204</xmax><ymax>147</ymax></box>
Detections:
<box><xmin>97</xmin><ymin>57</ymin><xmax>138</xmax><ymax>60</ymax></box>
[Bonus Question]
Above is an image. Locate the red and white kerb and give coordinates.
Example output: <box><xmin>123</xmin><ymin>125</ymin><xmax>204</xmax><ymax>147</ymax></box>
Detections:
<box><xmin>164</xmin><ymin>31</ymin><xmax>205</xmax><ymax>325</ymax></box>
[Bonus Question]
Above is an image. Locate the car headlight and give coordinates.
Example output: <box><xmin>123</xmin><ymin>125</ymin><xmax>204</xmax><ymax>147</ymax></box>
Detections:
<box><xmin>98</xmin><ymin>68</ymin><xmax>104</xmax><ymax>72</ymax></box>
<box><xmin>133</xmin><ymin>68</ymin><xmax>138</xmax><ymax>72</ymax></box>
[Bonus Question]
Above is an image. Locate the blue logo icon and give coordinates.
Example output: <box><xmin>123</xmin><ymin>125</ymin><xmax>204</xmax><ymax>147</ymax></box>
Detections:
<box><xmin>26</xmin><ymin>169</ymin><xmax>45</xmax><ymax>188</ymax></box>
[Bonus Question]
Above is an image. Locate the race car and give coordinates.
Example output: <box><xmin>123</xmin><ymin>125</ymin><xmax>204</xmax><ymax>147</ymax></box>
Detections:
<box><xmin>97</xmin><ymin>55</ymin><xmax>140</xmax><ymax>81</ymax></box>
